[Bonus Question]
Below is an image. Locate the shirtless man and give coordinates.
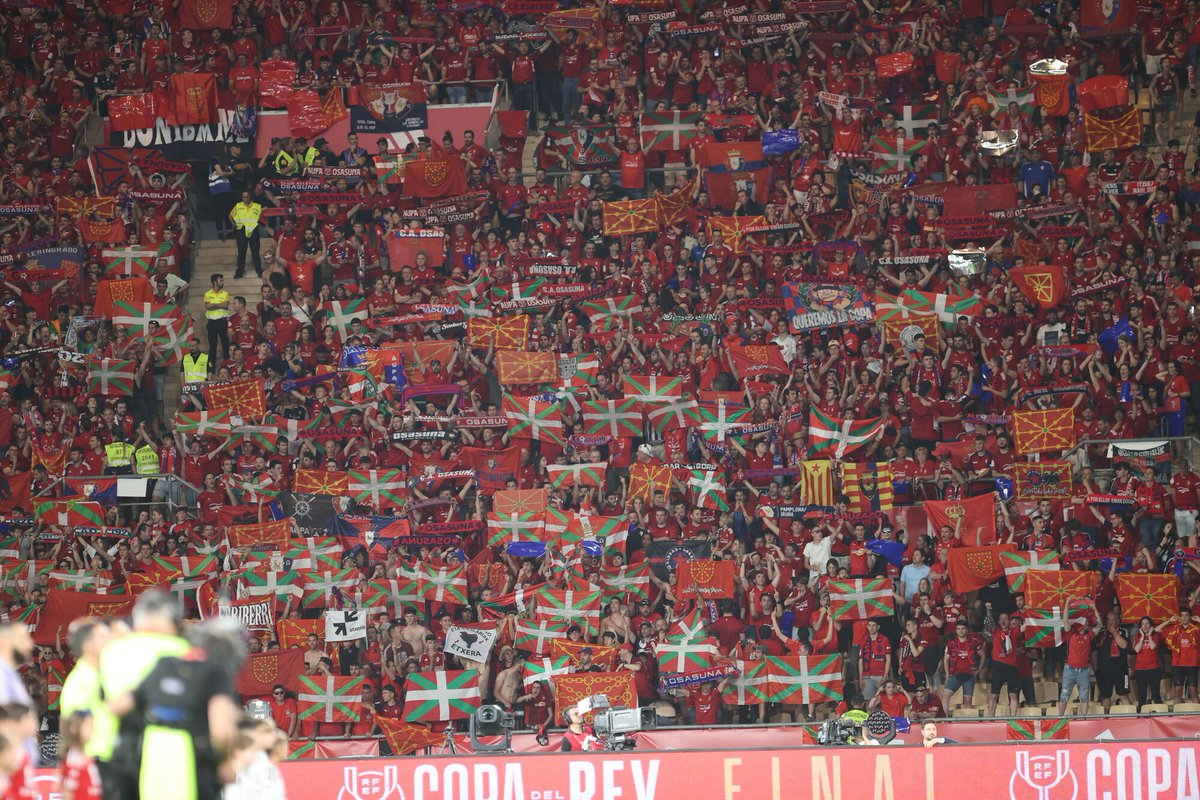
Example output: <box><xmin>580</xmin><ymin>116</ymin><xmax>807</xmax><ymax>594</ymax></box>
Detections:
<box><xmin>493</xmin><ymin>647</ymin><xmax>523</xmax><ymax>709</ymax></box>
<box><xmin>600</xmin><ymin>597</ymin><xmax>631</xmax><ymax>643</ymax></box>
<box><xmin>400</xmin><ymin>609</ymin><xmax>431</xmax><ymax>653</ymax></box>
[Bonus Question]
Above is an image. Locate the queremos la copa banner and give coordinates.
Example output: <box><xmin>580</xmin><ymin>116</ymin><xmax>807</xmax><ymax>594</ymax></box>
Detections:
<box><xmin>781</xmin><ymin>282</ymin><xmax>875</xmax><ymax>333</ymax></box>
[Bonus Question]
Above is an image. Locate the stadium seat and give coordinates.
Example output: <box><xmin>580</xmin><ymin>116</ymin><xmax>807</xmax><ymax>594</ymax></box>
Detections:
<box><xmin>1141</xmin><ymin>704</ymin><xmax>1171</xmax><ymax>714</ymax></box>
<box><xmin>952</xmin><ymin>708</ymin><xmax>982</xmax><ymax>718</ymax></box>
<box><xmin>1017</xmin><ymin>707</ymin><xmax>1044</xmax><ymax>717</ymax></box>
<box><xmin>1171</xmin><ymin>703</ymin><xmax>1200</xmax><ymax>713</ymax></box>
<box><xmin>1107</xmin><ymin>705</ymin><xmax>1138</xmax><ymax>714</ymax></box>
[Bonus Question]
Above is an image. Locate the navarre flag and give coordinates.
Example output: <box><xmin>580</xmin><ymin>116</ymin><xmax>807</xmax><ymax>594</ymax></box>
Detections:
<box><xmin>235</xmin><ymin>650</ymin><xmax>305</xmax><ymax>697</ymax></box>
<box><xmin>946</xmin><ymin>544</ymin><xmax>1017</xmax><ymax>593</ymax></box>
<box><xmin>1013</xmin><ymin>408</ymin><xmax>1076</xmax><ymax>454</ymax></box>
<box><xmin>999</xmin><ymin>550</ymin><xmax>1061</xmax><ymax>592</ymax></box>
<box><xmin>227</xmin><ymin>518</ymin><xmax>291</xmax><ymax>550</ymax></box>
<box><xmin>765</xmin><ymin>655</ymin><xmax>844</xmax><ymax>704</ymax></box>
<box><xmin>204</xmin><ymin>378</ymin><xmax>267</xmax><ymax>418</ymax></box>
<box><xmin>602</xmin><ymin>198</ymin><xmax>660</xmax><ymax>236</ymax></box>
<box><xmin>165</xmin><ymin>73</ymin><xmax>219</xmax><ymax>125</ymax></box>
<box><xmin>1115</xmin><ymin>573</ymin><xmax>1179</xmax><ymax>623</ymax></box>
<box><xmin>292</xmin><ymin>469</ymin><xmax>349</xmax><ymax>495</ymax></box>
<box><xmin>808</xmin><ymin>409</ymin><xmax>886</xmax><ymax>459</ymax></box>
<box><xmin>1010</xmin><ymin>265</ymin><xmax>1068</xmax><ymax>310</ymax></box>
<box><xmin>676</xmin><ymin>560</ymin><xmax>736</xmax><ymax>600</ymax></box>
<box><xmin>402</xmin><ymin>670</ymin><xmax>481</xmax><ymax>722</ymax></box>
<box><xmin>1014</xmin><ymin>461</ymin><xmax>1072</xmax><ymax>499</ymax></box>
<box><xmin>376</xmin><ymin>717</ymin><xmax>444</xmax><ymax>755</ymax></box>
<box><xmin>708</xmin><ymin>215</ymin><xmax>767</xmax><ymax>255</ymax></box>
<box><xmin>828</xmin><ymin>578</ymin><xmax>895</xmax><ymax>620</ymax></box>
<box><xmin>553</xmin><ymin>673</ymin><xmax>637</xmax><ymax>720</ymax></box>
<box><xmin>725</xmin><ymin>343</ymin><xmax>788</xmax><ymax>377</ymax></box>
<box><xmin>179</xmin><ymin>0</ymin><xmax>233</xmax><ymax>28</ymax></box>
<box><xmin>840</xmin><ymin>462</ymin><xmax>894</xmax><ymax>513</ymax></box>
<box><xmin>1024</xmin><ymin>570</ymin><xmax>1099</xmax><ymax>610</ymax></box>
<box><xmin>297</xmin><ymin>675</ymin><xmax>363</xmax><ymax>723</ymax></box>
<box><xmin>628</xmin><ymin>462</ymin><xmax>672</xmax><ymax>505</ymax></box>
<box><xmin>108</xmin><ymin>93</ymin><xmax>159</xmax><ymax>132</ymax></box>
<box><xmin>1084</xmin><ymin>109</ymin><xmax>1141</xmax><ymax>152</ymax></box>
<box><xmin>926</xmin><ymin>494</ymin><xmax>997</xmax><ymax>547</ymax></box>
<box><xmin>1032</xmin><ymin>72</ymin><xmax>1071</xmax><ymax>116</ymax></box>
<box><xmin>405</xmin><ymin>144</ymin><xmax>469</xmax><ymax>199</ymax></box>
<box><xmin>467</xmin><ymin>315</ymin><xmax>529</xmax><ymax>349</ymax></box>
<box><xmin>495</xmin><ymin>350</ymin><xmax>558</xmax><ymax>385</ymax></box>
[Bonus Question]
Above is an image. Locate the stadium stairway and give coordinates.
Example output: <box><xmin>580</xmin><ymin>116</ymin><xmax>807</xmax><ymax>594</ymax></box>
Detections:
<box><xmin>162</xmin><ymin>237</ymin><xmax>255</xmax><ymax>416</ymax></box>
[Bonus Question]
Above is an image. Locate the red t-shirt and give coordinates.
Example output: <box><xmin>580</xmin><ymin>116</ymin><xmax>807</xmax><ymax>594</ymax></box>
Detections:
<box><xmin>690</xmin><ymin>688</ymin><xmax>721</xmax><ymax>724</ymax></box>
<box><xmin>1166</xmin><ymin>623</ymin><xmax>1200</xmax><ymax>667</ymax></box>
<box><xmin>1065</xmin><ymin>629</ymin><xmax>1094</xmax><ymax>669</ymax></box>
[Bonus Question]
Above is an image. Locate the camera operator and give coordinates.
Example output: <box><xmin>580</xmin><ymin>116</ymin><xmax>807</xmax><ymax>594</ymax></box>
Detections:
<box><xmin>559</xmin><ymin>706</ymin><xmax>600</xmax><ymax>752</ymax></box>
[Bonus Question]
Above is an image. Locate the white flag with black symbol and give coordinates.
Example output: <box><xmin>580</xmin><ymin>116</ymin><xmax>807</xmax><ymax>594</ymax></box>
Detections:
<box><xmin>325</xmin><ymin>609</ymin><xmax>367</xmax><ymax>642</ymax></box>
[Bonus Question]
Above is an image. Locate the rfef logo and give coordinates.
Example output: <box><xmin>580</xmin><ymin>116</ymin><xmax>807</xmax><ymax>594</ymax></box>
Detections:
<box><xmin>1010</xmin><ymin>750</ymin><xmax>1078</xmax><ymax>800</ymax></box>
<box><xmin>337</xmin><ymin>764</ymin><xmax>403</xmax><ymax>800</ymax></box>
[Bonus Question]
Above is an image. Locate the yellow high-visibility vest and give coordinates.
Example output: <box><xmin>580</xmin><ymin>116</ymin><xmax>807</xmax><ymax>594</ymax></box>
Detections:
<box><xmin>134</xmin><ymin>444</ymin><xmax>159</xmax><ymax>475</ymax></box>
<box><xmin>182</xmin><ymin>353</ymin><xmax>209</xmax><ymax>384</ymax></box>
<box><xmin>104</xmin><ymin>442</ymin><xmax>135</xmax><ymax>468</ymax></box>
<box><xmin>231</xmin><ymin>201</ymin><xmax>263</xmax><ymax>235</ymax></box>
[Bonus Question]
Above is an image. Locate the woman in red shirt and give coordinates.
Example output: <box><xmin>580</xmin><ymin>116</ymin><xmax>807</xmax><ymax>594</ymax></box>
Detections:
<box><xmin>1132</xmin><ymin>616</ymin><xmax>1165</xmax><ymax>709</ymax></box>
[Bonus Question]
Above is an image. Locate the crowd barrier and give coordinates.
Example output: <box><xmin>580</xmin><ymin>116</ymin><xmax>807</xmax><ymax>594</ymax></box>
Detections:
<box><xmin>28</xmin><ymin>739</ymin><xmax>1200</xmax><ymax>800</ymax></box>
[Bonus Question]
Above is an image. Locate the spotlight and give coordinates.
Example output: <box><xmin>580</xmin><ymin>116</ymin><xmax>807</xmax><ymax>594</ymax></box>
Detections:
<box><xmin>469</xmin><ymin>704</ymin><xmax>515</xmax><ymax>753</ymax></box>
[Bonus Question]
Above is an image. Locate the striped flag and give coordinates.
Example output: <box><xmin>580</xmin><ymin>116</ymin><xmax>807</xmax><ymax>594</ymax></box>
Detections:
<box><xmin>1006</xmin><ymin>718</ymin><xmax>1070</xmax><ymax>740</ymax></box>
<box><xmin>402</xmin><ymin>670</ymin><xmax>481</xmax><ymax>722</ymax></box>
<box><xmin>801</xmin><ymin>461</ymin><xmax>835</xmax><ymax>506</ymax></box>
<box><xmin>840</xmin><ymin>462</ymin><xmax>895</xmax><ymax>513</ymax></box>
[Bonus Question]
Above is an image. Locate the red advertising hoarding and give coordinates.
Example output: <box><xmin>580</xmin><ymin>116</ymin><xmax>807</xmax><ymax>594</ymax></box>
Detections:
<box><xmin>28</xmin><ymin>739</ymin><xmax>1200</xmax><ymax>800</ymax></box>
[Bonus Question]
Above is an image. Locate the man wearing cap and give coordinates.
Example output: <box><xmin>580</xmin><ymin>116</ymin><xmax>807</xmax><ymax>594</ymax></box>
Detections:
<box><xmin>575</xmin><ymin>648</ymin><xmax>602</xmax><ymax>673</ymax></box>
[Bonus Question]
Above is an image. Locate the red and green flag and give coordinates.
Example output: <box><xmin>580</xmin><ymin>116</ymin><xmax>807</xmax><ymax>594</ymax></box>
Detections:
<box><xmin>34</xmin><ymin>500</ymin><xmax>105</xmax><ymax>528</ymax></box>
<box><xmin>1006</xmin><ymin>718</ymin><xmax>1070</xmax><ymax>740</ymax></box>
<box><xmin>582</xmin><ymin>399</ymin><xmax>643</xmax><ymax>438</ymax></box>
<box><xmin>297</xmin><ymin>674</ymin><xmax>363</xmax><ymax>723</ymax></box>
<box><xmin>808</xmin><ymin>409</ymin><xmax>886</xmax><ymax>459</ymax></box>
<box><xmin>402</xmin><ymin>669</ymin><xmax>481</xmax><ymax>722</ymax></box>
<box><xmin>999</xmin><ymin>549</ymin><xmax>1060</xmax><ymax>592</ymax></box>
<box><xmin>656</xmin><ymin>637</ymin><xmax>720</xmax><ymax>673</ymax></box>
<box><xmin>502</xmin><ymin>393</ymin><xmax>565</xmax><ymax>445</ymax></box>
<box><xmin>869</xmin><ymin>131</ymin><xmax>926</xmax><ymax>173</ymax></box>
<box><xmin>828</xmin><ymin>577</ymin><xmax>896</xmax><ymax>620</ymax></box>
<box><xmin>486</xmin><ymin>511</ymin><xmax>547</xmax><ymax>547</ymax></box>
<box><xmin>765</xmin><ymin>655</ymin><xmax>844</xmax><ymax>704</ymax></box>
<box><xmin>688</xmin><ymin>468</ymin><xmax>729</xmax><ymax>511</ymax></box>
<box><xmin>640</xmin><ymin>110</ymin><xmax>703</xmax><ymax>152</ymax></box>
<box><xmin>721</xmin><ymin>659</ymin><xmax>768</xmax><ymax>705</ymax></box>
<box><xmin>545</xmin><ymin>461</ymin><xmax>608</xmax><ymax>489</ymax></box>
<box><xmin>86</xmin><ymin>358</ymin><xmax>136</xmax><ymax>396</ymax></box>
<box><xmin>300</xmin><ymin>568</ymin><xmax>360</xmax><ymax>609</ymax></box>
<box><xmin>521</xmin><ymin>655</ymin><xmax>572</xmax><ymax>687</ymax></box>
<box><xmin>599</xmin><ymin>562</ymin><xmax>651</xmax><ymax>601</ymax></box>
<box><xmin>534</xmin><ymin>588</ymin><xmax>601</xmax><ymax>637</ymax></box>
<box><xmin>348</xmin><ymin>469</ymin><xmax>407</xmax><ymax>510</ymax></box>
<box><xmin>416</xmin><ymin>563</ymin><xmax>469</xmax><ymax>605</ymax></box>
<box><xmin>513</xmin><ymin>618</ymin><xmax>571</xmax><ymax>655</ymax></box>
<box><xmin>580</xmin><ymin>295</ymin><xmax>643</xmax><ymax>330</ymax></box>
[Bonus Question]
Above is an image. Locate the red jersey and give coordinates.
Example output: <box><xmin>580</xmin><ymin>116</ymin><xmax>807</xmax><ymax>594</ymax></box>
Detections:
<box><xmin>1165</xmin><ymin>622</ymin><xmax>1200</xmax><ymax>667</ymax></box>
<box><xmin>1065</xmin><ymin>629</ymin><xmax>1095</xmax><ymax>669</ymax></box>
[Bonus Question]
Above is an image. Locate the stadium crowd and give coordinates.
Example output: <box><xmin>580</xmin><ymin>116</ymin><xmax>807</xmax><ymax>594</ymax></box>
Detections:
<box><xmin>2</xmin><ymin>0</ymin><xmax>1200</xmax><ymax>793</ymax></box>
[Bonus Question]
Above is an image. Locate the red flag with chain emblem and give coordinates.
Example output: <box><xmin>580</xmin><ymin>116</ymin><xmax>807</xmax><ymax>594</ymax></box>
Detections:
<box><xmin>725</xmin><ymin>342</ymin><xmax>789</xmax><ymax>377</ymax></box>
<box><xmin>228</xmin><ymin>518</ymin><xmax>292</xmax><ymax>550</ymax></box>
<box><xmin>467</xmin><ymin>316</ymin><xmax>529</xmax><ymax>349</ymax></box>
<box><xmin>1009</xmin><ymin>265</ymin><xmax>1067</xmax><ymax>310</ymax></box>
<box><xmin>1083</xmin><ymin>108</ymin><xmax>1141</xmax><ymax>152</ymax></box>
<box><xmin>676</xmin><ymin>560</ymin><xmax>736</xmax><ymax>600</ymax></box>
<box><xmin>1031</xmin><ymin>73</ymin><xmax>1071</xmax><ymax>116</ymax></box>
<box><xmin>276</xmin><ymin>617</ymin><xmax>324</xmax><ymax>651</ymax></box>
<box><xmin>495</xmin><ymin>350</ymin><xmax>558</xmax><ymax>385</ymax></box>
<box><xmin>602</xmin><ymin>198</ymin><xmax>660</xmax><ymax>236</ymax></box>
<box><xmin>1115</xmin><ymin>573</ymin><xmax>1180</xmax><ymax>623</ymax></box>
<box><xmin>179</xmin><ymin>0</ymin><xmax>233</xmax><ymax>28</ymax></box>
<box><xmin>1024</xmin><ymin>570</ymin><xmax>1099</xmax><ymax>609</ymax></box>
<box><xmin>708</xmin><ymin>215</ymin><xmax>766</xmax><ymax>255</ymax></box>
<box><xmin>235</xmin><ymin>650</ymin><xmax>305</xmax><ymax>697</ymax></box>
<box><xmin>376</xmin><ymin>717</ymin><xmax>445</xmax><ymax>755</ymax></box>
<box><xmin>1013</xmin><ymin>408</ymin><xmax>1076</xmax><ymax>454</ymax></box>
<box><xmin>404</xmin><ymin>143</ymin><xmax>468</xmax><ymax>199</ymax></box>
<box><xmin>204</xmin><ymin>378</ymin><xmax>267</xmax><ymax>418</ymax></box>
<box><xmin>628</xmin><ymin>462</ymin><xmax>673</xmax><ymax>505</ymax></box>
<box><xmin>554</xmin><ymin>673</ymin><xmax>637</xmax><ymax>720</ymax></box>
<box><xmin>293</xmin><ymin>469</ymin><xmax>350</xmax><ymax>495</ymax></box>
<box><xmin>93</xmin><ymin>277</ymin><xmax>152</xmax><ymax>320</ymax></box>
<box><xmin>947</xmin><ymin>545</ymin><xmax>1017</xmax><ymax>593</ymax></box>
<box><xmin>166</xmin><ymin>73</ymin><xmax>219</xmax><ymax>125</ymax></box>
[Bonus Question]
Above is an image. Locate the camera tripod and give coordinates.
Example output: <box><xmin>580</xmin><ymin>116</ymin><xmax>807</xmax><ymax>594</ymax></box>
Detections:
<box><xmin>437</xmin><ymin>723</ymin><xmax>458</xmax><ymax>755</ymax></box>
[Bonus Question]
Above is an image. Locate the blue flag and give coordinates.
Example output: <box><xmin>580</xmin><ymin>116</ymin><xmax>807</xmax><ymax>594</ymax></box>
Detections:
<box><xmin>762</xmin><ymin>129</ymin><xmax>800</xmax><ymax>156</ymax></box>
<box><xmin>1098</xmin><ymin>318</ymin><xmax>1133</xmax><ymax>354</ymax></box>
<box><xmin>866</xmin><ymin>539</ymin><xmax>906</xmax><ymax>567</ymax></box>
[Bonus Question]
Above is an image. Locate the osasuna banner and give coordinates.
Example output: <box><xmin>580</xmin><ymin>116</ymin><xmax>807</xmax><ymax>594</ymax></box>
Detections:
<box><xmin>782</xmin><ymin>282</ymin><xmax>874</xmax><ymax>332</ymax></box>
<box><xmin>325</xmin><ymin>609</ymin><xmax>368</xmax><ymax>642</ymax></box>
<box><xmin>351</xmin><ymin>89</ymin><xmax>429</xmax><ymax>133</ymax></box>
<box><xmin>443</xmin><ymin>623</ymin><xmax>499</xmax><ymax>663</ymax></box>
<box><xmin>108</xmin><ymin>107</ymin><xmax>236</xmax><ymax>161</ymax></box>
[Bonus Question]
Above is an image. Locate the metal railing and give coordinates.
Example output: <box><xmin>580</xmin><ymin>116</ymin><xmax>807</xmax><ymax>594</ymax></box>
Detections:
<box><xmin>33</xmin><ymin>473</ymin><xmax>200</xmax><ymax>520</ymax></box>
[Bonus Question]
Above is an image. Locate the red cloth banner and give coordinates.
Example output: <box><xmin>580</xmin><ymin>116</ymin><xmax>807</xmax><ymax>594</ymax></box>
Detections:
<box><xmin>947</xmin><ymin>545</ymin><xmax>1018</xmax><ymax>593</ymax></box>
<box><xmin>166</xmin><ymin>73</ymin><xmax>219</xmax><ymax>125</ymax></box>
<box><xmin>235</xmin><ymin>649</ymin><xmax>306</xmax><ymax>697</ymax></box>
<box><xmin>108</xmin><ymin>94</ymin><xmax>159</xmax><ymax>131</ymax></box>
<box><xmin>178</xmin><ymin>0</ymin><xmax>233</xmax><ymax>28</ymax></box>
<box><xmin>676</xmin><ymin>560</ymin><xmax>736</xmax><ymax>599</ymax></box>
<box><xmin>926</xmin><ymin>494</ymin><xmax>998</xmax><ymax>547</ymax></box>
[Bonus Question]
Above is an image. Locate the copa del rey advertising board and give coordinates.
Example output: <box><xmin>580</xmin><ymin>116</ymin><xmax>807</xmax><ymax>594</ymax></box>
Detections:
<box><xmin>29</xmin><ymin>741</ymin><xmax>1200</xmax><ymax>799</ymax></box>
